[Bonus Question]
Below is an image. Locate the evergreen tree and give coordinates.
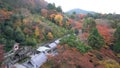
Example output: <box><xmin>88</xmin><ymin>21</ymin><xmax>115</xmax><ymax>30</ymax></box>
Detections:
<box><xmin>25</xmin><ymin>37</ymin><xmax>37</xmax><ymax>46</ymax></box>
<box><xmin>14</xmin><ymin>27</ymin><xmax>25</xmax><ymax>43</ymax></box>
<box><xmin>4</xmin><ymin>26</ymin><xmax>14</xmax><ymax>39</ymax></box>
<box><xmin>56</xmin><ymin>6</ymin><xmax>62</xmax><ymax>12</ymax></box>
<box><xmin>47</xmin><ymin>3</ymin><xmax>56</xmax><ymax>10</ymax></box>
<box><xmin>114</xmin><ymin>25</ymin><xmax>120</xmax><ymax>41</ymax></box>
<box><xmin>88</xmin><ymin>28</ymin><xmax>104</xmax><ymax>49</ymax></box>
<box><xmin>113</xmin><ymin>26</ymin><xmax>120</xmax><ymax>53</ymax></box>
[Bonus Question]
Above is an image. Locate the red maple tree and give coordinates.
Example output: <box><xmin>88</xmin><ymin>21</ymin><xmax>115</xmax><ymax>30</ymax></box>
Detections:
<box><xmin>47</xmin><ymin>45</ymin><xmax>94</xmax><ymax>68</ymax></box>
<box><xmin>96</xmin><ymin>25</ymin><xmax>112</xmax><ymax>44</ymax></box>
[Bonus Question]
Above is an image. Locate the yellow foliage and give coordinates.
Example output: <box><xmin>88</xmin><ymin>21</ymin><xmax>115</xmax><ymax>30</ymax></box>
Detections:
<box><xmin>23</xmin><ymin>18</ymin><xmax>30</xmax><ymax>24</ymax></box>
<box><xmin>54</xmin><ymin>14</ymin><xmax>63</xmax><ymax>26</ymax></box>
<box><xmin>47</xmin><ymin>32</ymin><xmax>53</xmax><ymax>39</ymax></box>
<box><xmin>66</xmin><ymin>21</ymin><xmax>71</xmax><ymax>26</ymax></box>
<box><xmin>117</xmin><ymin>54</ymin><xmax>120</xmax><ymax>58</ymax></box>
<box><xmin>99</xmin><ymin>59</ymin><xmax>120</xmax><ymax>68</ymax></box>
<box><xmin>14</xmin><ymin>20</ymin><xmax>22</xmax><ymax>27</ymax></box>
<box><xmin>40</xmin><ymin>63</ymin><xmax>51</xmax><ymax>68</ymax></box>
<box><xmin>35</xmin><ymin>27</ymin><xmax>40</xmax><ymax>37</ymax></box>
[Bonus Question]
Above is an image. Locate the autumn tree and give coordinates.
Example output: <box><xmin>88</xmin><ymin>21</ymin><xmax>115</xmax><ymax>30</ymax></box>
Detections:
<box><xmin>100</xmin><ymin>59</ymin><xmax>120</xmax><ymax>68</ymax></box>
<box><xmin>65</xmin><ymin>21</ymin><xmax>71</xmax><ymax>29</ymax></box>
<box><xmin>34</xmin><ymin>26</ymin><xmax>40</xmax><ymax>37</ymax></box>
<box><xmin>88</xmin><ymin>28</ymin><xmax>105</xmax><ymax>49</ymax></box>
<box><xmin>97</xmin><ymin>25</ymin><xmax>112</xmax><ymax>44</ymax></box>
<box><xmin>54</xmin><ymin>14</ymin><xmax>63</xmax><ymax>26</ymax></box>
<box><xmin>47</xmin><ymin>32</ymin><xmax>53</xmax><ymax>40</ymax></box>
<box><xmin>44</xmin><ymin>45</ymin><xmax>94</xmax><ymax>68</ymax></box>
<box><xmin>113</xmin><ymin>25</ymin><xmax>120</xmax><ymax>53</ymax></box>
<box><xmin>41</xmin><ymin>9</ymin><xmax>48</xmax><ymax>18</ymax></box>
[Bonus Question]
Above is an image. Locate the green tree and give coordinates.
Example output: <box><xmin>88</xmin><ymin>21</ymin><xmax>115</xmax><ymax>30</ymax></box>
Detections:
<box><xmin>0</xmin><ymin>37</ymin><xmax>6</xmax><ymax>44</ymax></box>
<box><xmin>56</xmin><ymin>6</ymin><xmax>62</xmax><ymax>12</ymax></box>
<box><xmin>113</xmin><ymin>26</ymin><xmax>120</xmax><ymax>53</ymax></box>
<box><xmin>60</xmin><ymin>34</ymin><xmax>92</xmax><ymax>53</ymax></box>
<box><xmin>72</xmin><ymin>11</ymin><xmax>76</xmax><ymax>15</ymax></box>
<box><xmin>25</xmin><ymin>37</ymin><xmax>37</xmax><ymax>46</ymax></box>
<box><xmin>5</xmin><ymin>40</ymin><xmax>15</xmax><ymax>51</ymax></box>
<box><xmin>113</xmin><ymin>41</ymin><xmax>120</xmax><ymax>53</ymax></box>
<box><xmin>47</xmin><ymin>3</ymin><xmax>56</xmax><ymax>10</ymax></box>
<box><xmin>4</xmin><ymin>26</ymin><xmax>14</xmax><ymax>39</ymax></box>
<box><xmin>88</xmin><ymin>28</ymin><xmax>104</xmax><ymax>49</ymax></box>
<box><xmin>114</xmin><ymin>25</ymin><xmax>120</xmax><ymax>41</ymax></box>
<box><xmin>4</xmin><ymin>20</ymin><xmax>13</xmax><ymax>27</ymax></box>
<box><xmin>60</xmin><ymin>34</ymin><xmax>77</xmax><ymax>47</ymax></box>
<box><xmin>14</xmin><ymin>27</ymin><xmax>25</xmax><ymax>43</ymax></box>
<box><xmin>83</xmin><ymin>18</ymin><xmax>96</xmax><ymax>32</ymax></box>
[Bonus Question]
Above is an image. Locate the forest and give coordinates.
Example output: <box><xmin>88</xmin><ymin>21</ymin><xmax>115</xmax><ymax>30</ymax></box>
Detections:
<box><xmin>0</xmin><ymin>0</ymin><xmax>120</xmax><ymax>68</ymax></box>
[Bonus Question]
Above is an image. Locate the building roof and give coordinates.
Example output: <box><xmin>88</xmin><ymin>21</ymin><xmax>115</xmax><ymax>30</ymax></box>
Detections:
<box><xmin>14</xmin><ymin>63</ymin><xmax>26</xmax><ymax>68</ymax></box>
<box><xmin>48</xmin><ymin>43</ymin><xmax>57</xmax><ymax>49</ymax></box>
<box><xmin>30</xmin><ymin>53</ymin><xmax>47</xmax><ymax>67</ymax></box>
<box><xmin>54</xmin><ymin>39</ymin><xmax>60</xmax><ymax>44</ymax></box>
<box><xmin>37</xmin><ymin>46</ymin><xmax>50</xmax><ymax>52</ymax></box>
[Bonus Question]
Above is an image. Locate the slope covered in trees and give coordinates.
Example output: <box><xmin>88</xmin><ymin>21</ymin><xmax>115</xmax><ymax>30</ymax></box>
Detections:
<box><xmin>0</xmin><ymin>0</ymin><xmax>120</xmax><ymax>68</ymax></box>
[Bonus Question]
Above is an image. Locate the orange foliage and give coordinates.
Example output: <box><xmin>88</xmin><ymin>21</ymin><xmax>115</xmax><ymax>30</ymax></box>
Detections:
<box><xmin>79</xmin><ymin>14</ymin><xmax>86</xmax><ymax>19</ymax></box>
<box><xmin>74</xmin><ymin>22</ymin><xmax>82</xmax><ymax>29</ymax></box>
<box><xmin>49</xmin><ymin>14</ymin><xmax>55</xmax><ymax>20</ymax></box>
<box><xmin>68</xmin><ymin>19</ymin><xmax>74</xmax><ymax>24</ymax></box>
<box><xmin>97</xmin><ymin>25</ymin><xmax>112</xmax><ymax>44</ymax></box>
<box><xmin>0</xmin><ymin>9</ymin><xmax>12</xmax><ymax>20</ymax></box>
<box><xmin>54</xmin><ymin>14</ymin><xmax>63</xmax><ymax>26</ymax></box>
<box><xmin>65</xmin><ymin>21</ymin><xmax>71</xmax><ymax>28</ymax></box>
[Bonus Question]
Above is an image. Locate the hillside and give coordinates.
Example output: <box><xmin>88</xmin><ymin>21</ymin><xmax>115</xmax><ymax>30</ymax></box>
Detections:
<box><xmin>0</xmin><ymin>0</ymin><xmax>48</xmax><ymax>9</ymax></box>
<box><xmin>0</xmin><ymin>0</ymin><xmax>69</xmax><ymax>52</ymax></box>
<box><xmin>1</xmin><ymin>0</ymin><xmax>120</xmax><ymax>68</ymax></box>
<box><xmin>67</xmin><ymin>8</ymin><xmax>95</xmax><ymax>14</ymax></box>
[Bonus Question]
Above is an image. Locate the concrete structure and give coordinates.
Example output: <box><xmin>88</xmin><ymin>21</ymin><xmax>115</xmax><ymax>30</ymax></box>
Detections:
<box><xmin>30</xmin><ymin>53</ymin><xmax>47</xmax><ymax>68</ymax></box>
<box><xmin>12</xmin><ymin>38</ymin><xmax>61</xmax><ymax>68</ymax></box>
